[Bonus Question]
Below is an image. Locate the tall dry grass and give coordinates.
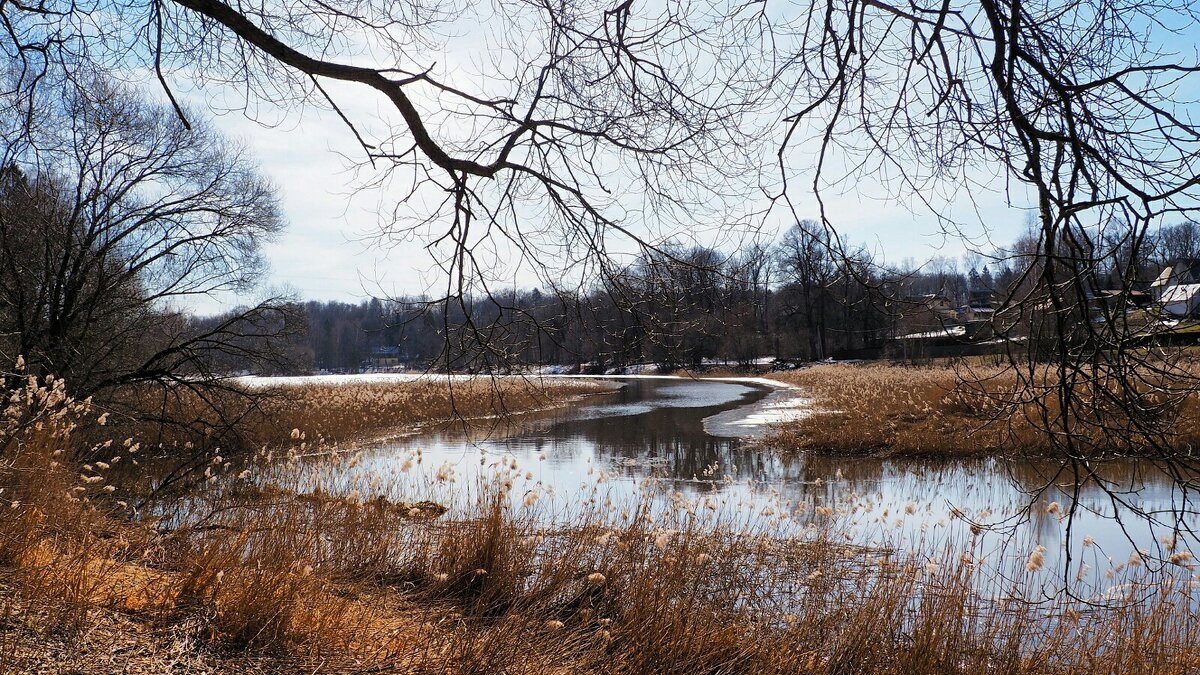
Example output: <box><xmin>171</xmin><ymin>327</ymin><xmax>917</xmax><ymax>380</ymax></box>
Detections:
<box><xmin>4</xmin><ymin>371</ymin><xmax>1200</xmax><ymax>673</ymax></box>
<box><xmin>97</xmin><ymin>376</ymin><xmax>612</xmax><ymax>461</ymax></box>
<box><xmin>767</xmin><ymin>362</ymin><xmax>1200</xmax><ymax>457</ymax></box>
<box><xmin>251</xmin><ymin>376</ymin><xmax>611</xmax><ymax>445</ymax></box>
<box><xmin>766</xmin><ymin>363</ymin><xmax>1021</xmax><ymax>456</ymax></box>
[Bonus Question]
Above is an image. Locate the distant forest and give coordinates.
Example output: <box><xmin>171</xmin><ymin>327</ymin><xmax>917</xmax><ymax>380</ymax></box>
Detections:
<box><xmin>204</xmin><ymin>219</ymin><xmax>1200</xmax><ymax>375</ymax></box>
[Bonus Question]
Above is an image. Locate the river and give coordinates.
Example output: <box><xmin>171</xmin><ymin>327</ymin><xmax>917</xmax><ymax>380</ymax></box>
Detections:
<box><xmin>303</xmin><ymin>376</ymin><xmax>1199</xmax><ymax>595</ymax></box>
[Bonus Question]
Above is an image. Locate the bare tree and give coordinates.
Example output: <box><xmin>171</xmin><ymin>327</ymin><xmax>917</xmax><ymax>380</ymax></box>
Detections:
<box><xmin>775</xmin><ymin>221</ymin><xmax>841</xmax><ymax>360</ymax></box>
<box><xmin>0</xmin><ymin>74</ymin><xmax>293</xmax><ymax>456</ymax></box>
<box><xmin>3</xmin><ymin>0</ymin><xmax>778</xmax><ymax>305</ymax></box>
<box><xmin>775</xmin><ymin>0</ymin><xmax>1200</xmax><ymax>570</ymax></box>
<box><xmin>1155</xmin><ymin>221</ymin><xmax>1200</xmax><ymax>266</ymax></box>
<box><xmin>724</xmin><ymin>242</ymin><xmax>774</xmax><ymax>364</ymax></box>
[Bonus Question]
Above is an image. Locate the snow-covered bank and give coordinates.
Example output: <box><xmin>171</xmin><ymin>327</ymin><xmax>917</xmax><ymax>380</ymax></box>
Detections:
<box><xmin>546</xmin><ymin>374</ymin><xmax>813</xmax><ymax>436</ymax></box>
<box><xmin>236</xmin><ymin>373</ymin><xmax>467</xmax><ymax>388</ymax></box>
<box><xmin>703</xmin><ymin>382</ymin><xmax>811</xmax><ymax>438</ymax></box>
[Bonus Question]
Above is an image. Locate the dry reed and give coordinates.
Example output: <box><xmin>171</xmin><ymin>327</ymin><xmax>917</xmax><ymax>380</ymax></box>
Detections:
<box><xmin>99</xmin><ymin>376</ymin><xmax>613</xmax><ymax>461</ymax></box>
<box><xmin>766</xmin><ymin>361</ymin><xmax>1200</xmax><ymax>457</ymax></box>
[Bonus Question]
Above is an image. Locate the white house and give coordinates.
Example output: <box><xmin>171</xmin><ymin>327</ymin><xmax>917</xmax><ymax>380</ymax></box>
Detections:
<box><xmin>1150</xmin><ymin>259</ymin><xmax>1200</xmax><ymax>317</ymax></box>
<box><xmin>1159</xmin><ymin>284</ymin><xmax>1200</xmax><ymax>317</ymax></box>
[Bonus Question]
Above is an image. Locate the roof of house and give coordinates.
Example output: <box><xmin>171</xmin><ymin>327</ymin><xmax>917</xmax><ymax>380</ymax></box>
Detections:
<box><xmin>1159</xmin><ymin>283</ymin><xmax>1200</xmax><ymax>304</ymax></box>
<box><xmin>1151</xmin><ymin>259</ymin><xmax>1200</xmax><ymax>288</ymax></box>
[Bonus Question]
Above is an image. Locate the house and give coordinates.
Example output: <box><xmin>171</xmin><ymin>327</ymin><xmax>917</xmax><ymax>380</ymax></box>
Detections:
<box><xmin>901</xmin><ymin>293</ymin><xmax>958</xmax><ymax>319</ymax></box>
<box><xmin>368</xmin><ymin>345</ymin><xmax>403</xmax><ymax>369</ymax></box>
<box><xmin>1150</xmin><ymin>259</ymin><xmax>1200</xmax><ymax>298</ymax></box>
<box><xmin>1150</xmin><ymin>259</ymin><xmax>1200</xmax><ymax>317</ymax></box>
<box><xmin>1159</xmin><ymin>285</ymin><xmax>1200</xmax><ymax>317</ymax></box>
<box><xmin>959</xmin><ymin>287</ymin><xmax>996</xmax><ymax>322</ymax></box>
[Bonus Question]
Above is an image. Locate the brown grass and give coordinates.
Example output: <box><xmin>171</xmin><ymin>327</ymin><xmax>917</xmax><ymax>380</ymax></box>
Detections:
<box><xmin>92</xmin><ymin>375</ymin><xmax>614</xmax><ymax>476</ymax></box>
<box><xmin>249</xmin><ymin>376</ymin><xmax>615</xmax><ymax>446</ymax></box>
<box><xmin>765</xmin><ymin>363</ymin><xmax>1023</xmax><ymax>456</ymax></box>
<box><xmin>765</xmin><ymin>361</ymin><xmax>1200</xmax><ymax>457</ymax></box>
<box><xmin>4</xmin><ymin>373</ymin><xmax>1200</xmax><ymax>673</ymax></box>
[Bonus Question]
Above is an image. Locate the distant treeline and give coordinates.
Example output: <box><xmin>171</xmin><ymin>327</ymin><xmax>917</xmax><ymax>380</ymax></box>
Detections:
<box><xmin>199</xmin><ymin>219</ymin><xmax>1200</xmax><ymax>375</ymax></box>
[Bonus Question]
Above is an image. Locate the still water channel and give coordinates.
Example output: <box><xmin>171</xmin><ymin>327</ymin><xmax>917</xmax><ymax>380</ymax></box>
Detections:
<box><xmin>330</xmin><ymin>377</ymin><xmax>1198</xmax><ymax>593</ymax></box>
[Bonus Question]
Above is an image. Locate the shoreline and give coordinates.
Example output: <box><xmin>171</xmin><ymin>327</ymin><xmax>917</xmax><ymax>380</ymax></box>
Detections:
<box><xmin>238</xmin><ymin>371</ymin><xmax>816</xmax><ymax>442</ymax></box>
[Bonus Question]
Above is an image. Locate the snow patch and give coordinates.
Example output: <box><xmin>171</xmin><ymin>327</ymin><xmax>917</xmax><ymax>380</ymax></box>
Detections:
<box><xmin>702</xmin><ymin>385</ymin><xmax>811</xmax><ymax>439</ymax></box>
<box><xmin>235</xmin><ymin>373</ymin><xmax>480</xmax><ymax>388</ymax></box>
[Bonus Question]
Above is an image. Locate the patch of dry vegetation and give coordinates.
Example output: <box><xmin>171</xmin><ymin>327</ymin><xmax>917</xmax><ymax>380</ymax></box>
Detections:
<box><xmin>766</xmin><ymin>362</ymin><xmax>1200</xmax><ymax>457</ymax></box>
<box><xmin>4</xmin><ymin>374</ymin><xmax>1200</xmax><ymax>673</ymax></box>
<box><xmin>98</xmin><ymin>376</ymin><xmax>614</xmax><ymax>464</ymax></box>
<box><xmin>250</xmin><ymin>376</ymin><xmax>614</xmax><ymax>445</ymax></box>
<box><xmin>766</xmin><ymin>363</ymin><xmax>1022</xmax><ymax>456</ymax></box>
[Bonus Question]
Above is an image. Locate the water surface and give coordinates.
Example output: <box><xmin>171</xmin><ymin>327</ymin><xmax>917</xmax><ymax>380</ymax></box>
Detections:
<box><xmin>334</xmin><ymin>377</ymin><xmax>1199</xmax><ymax>592</ymax></box>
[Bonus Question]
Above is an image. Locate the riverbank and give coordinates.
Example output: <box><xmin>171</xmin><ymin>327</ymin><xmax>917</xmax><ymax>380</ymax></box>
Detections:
<box><xmin>237</xmin><ymin>374</ymin><xmax>619</xmax><ymax>446</ymax></box>
<box><xmin>4</xmin><ymin>375</ymin><xmax>1200</xmax><ymax>673</ymax></box>
<box><xmin>761</xmin><ymin>363</ymin><xmax>1017</xmax><ymax>457</ymax></box>
<box><xmin>761</xmin><ymin>361</ymin><xmax>1200</xmax><ymax>457</ymax></box>
<box><xmin>99</xmin><ymin>375</ymin><xmax>619</xmax><ymax>464</ymax></box>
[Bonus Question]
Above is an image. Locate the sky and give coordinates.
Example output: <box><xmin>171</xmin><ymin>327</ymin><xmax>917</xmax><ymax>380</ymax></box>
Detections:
<box><xmin>191</xmin><ymin>101</ymin><xmax>1034</xmax><ymax>316</ymax></box>
<box><xmin>179</xmin><ymin>4</ymin><xmax>1053</xmax><ymax>315</ymax></box>
<box><xmin>192</xmin><ymin>88</ymin><xmax>454</xmax><ymax>314</ymax></box>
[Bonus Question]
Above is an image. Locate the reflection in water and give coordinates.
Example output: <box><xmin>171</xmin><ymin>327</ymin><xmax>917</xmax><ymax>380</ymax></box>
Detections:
<box><xmin>336</xmin><ymin>377</ymin><xmax>1198</xmax><ymax>591</ymax></box>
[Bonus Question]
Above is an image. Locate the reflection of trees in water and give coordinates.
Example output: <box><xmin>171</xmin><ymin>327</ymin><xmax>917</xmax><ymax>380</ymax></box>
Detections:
<box><xmin>588</xmin><ymin>432</ymin><xmax>810</xmax><ymax>489</ymax></box>
<box><xmin>1003</xmin><ymin>459</ymin><xmax>1193</xmax><ymax>518</ymax></box>
<box><xmin>804</xmin><ymin>456</ymin><xmax>888</xmax><ymax>484</ymax></box>
<box><xmin>403</xmin><ymin>381</ymin><xmax>1200</xmax><ymax>575</ymax></box>
<box><xmin>519</xmin><ymin>379</ymin><xmax>794</xmax><ymax>485</ymax></box>
<box><xmin>476</xmin><ymin>403</ymin><xmax>1200</xmax><ymax>551</ymax></box>
<box><xmin>794</xmin><ymin>456</ymin><xmax>1192</xmax><ymax>520</ymax></box>
<box><xmin>998</xmin><ymin>459</ymin><xmax>1200</xmax><ymax>565</ymax></box>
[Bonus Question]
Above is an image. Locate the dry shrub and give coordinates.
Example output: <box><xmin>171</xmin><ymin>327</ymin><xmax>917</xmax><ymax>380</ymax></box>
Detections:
<box><xmin>308</xmin><ymin>494</ymin><xmax>420</xmax><ymax>584</ymax></box>
<box><xmin>152</xmin><ymin>497</ymin><xmax>365</xmax><ymax>654</ymax></box>
<box><xmin>210</xmin><ymin>551</ymin><xmax>331</xmax><ymax>652</ymax></box>
<box><xmin>421</xmin><ymin>495</ymin><xmax>532</xmax><ymax>617</ymax></box>
<box><xmin>0</xmin><ymin>374</ymin><xmax>130</xmax><ymax>634</ymax></box>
